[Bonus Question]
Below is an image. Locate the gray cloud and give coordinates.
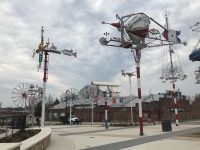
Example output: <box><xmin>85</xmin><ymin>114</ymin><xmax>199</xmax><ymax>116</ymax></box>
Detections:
<box><xmin>0</xmin><ymin>0</ymin><xmax>199</xmax><ymax>107</ymax></box>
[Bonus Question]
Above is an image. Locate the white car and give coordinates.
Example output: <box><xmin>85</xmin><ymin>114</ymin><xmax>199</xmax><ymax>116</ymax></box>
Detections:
<box><xmin>68</xmin><ymin>115</ymin><xmax>79</xmax><ymax>124</ymax></box>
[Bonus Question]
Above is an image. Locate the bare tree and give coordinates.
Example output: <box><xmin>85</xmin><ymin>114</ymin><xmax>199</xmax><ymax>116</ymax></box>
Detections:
<box><xmin>59</xmin><ymin>93</ymin><xmax>66</xmax><ymax>102</ymax></box>
<box><xmin>79</xmin><ymin>85</ymin><xmax>97</xmax><ymax>99</ymax></box>
<box><xmin>46</xmin><ymin>94</ymin><xmax>54</xmax><ymax>108</ymax></box>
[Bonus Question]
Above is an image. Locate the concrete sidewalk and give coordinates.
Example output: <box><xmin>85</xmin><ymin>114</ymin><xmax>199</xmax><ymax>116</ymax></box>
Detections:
<box><xmin>45</xmin><ymin>121</ymin><xmax>200</xmax><ymax>150</ymax></box>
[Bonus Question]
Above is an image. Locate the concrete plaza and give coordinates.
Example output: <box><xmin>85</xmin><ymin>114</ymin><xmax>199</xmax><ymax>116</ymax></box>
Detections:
<box><xmin>45</xmin><ymin>121</ymin><xmax>200</xmax><ymax>150</ymax></box>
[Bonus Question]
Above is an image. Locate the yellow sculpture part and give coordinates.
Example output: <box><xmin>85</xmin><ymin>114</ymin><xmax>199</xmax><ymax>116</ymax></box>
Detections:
<box><xmin>32</xmin><ymin>26</ymin><xmax>50</xmax><ymax>71</ymax></box>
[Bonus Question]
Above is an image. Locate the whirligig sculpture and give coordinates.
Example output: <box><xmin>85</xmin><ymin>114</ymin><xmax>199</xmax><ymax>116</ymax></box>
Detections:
<box><xmin>159</xmin><ymin>11</ymin><xmax>187</xmax><ymax>126</ymax></box>
<box><xmin>99</xmin><ymin>11</ymin><xmax>186</xmax><ymax>135</ymax></box>
<box><xmin>32</xmin><ymin>26</ymin><xmax>77</xmax><ymax>127</ymax></box>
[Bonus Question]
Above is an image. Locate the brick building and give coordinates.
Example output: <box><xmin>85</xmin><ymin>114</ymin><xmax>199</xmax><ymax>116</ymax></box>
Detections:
<box><xmin>45</xmin><ymin>92</ymin><xmax>200</xmax><ymax>123</ymax></box>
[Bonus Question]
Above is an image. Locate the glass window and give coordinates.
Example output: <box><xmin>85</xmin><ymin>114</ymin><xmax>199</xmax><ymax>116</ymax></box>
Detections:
<box><xmin>54</xmin><ymin>112</ymin><xmax>58</xmax><ymax>119</ymax></box>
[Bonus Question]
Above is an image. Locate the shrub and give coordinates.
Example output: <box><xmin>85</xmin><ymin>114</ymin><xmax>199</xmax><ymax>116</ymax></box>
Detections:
<box><xmin>27</xmin><ymin>130</ymin><xmax>34</xmax><ymax>136</ymax></box>
<box><xmin>21</xmin><ymin>135</ymin><xmax>28</xmax><ymax>140</ymax></box>
<box><xmin>5</xmin><ymin>139</ymin><xmax>11</xmax><ymax>143</ymax></box>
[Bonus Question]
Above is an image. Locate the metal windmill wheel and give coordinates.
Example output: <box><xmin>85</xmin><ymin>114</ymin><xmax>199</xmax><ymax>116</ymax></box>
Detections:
<box><xmin>66</xmin><ymin>88</ymin><xmax>80</xmax><ymax>104</ymax></box>
<box><xmin>12</xmin><ymin>83</ymin><xmax>31</xmax><ymax>110</ymax></box>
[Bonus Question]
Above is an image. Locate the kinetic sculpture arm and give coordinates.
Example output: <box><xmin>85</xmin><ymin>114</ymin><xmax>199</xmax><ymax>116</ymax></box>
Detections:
<box><xmin>100</xmin><ymin>12</ymin><xmax>186</xmax><ymax>49</ymax></box>
<box><xmin>32</xmin><ymin>26</ymin><xmax>77</xmax><ymax>71</ymax></box>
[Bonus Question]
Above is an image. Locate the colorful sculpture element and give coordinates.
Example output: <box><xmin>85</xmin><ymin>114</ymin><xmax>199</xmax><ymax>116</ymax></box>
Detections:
<box><xmin>99</xmin><ymin>11</ymin><xmax>186</xmax><ymax>135</ymax></box>
<box><xmin>189</xmin><ymin>22</ymin><xmax>200</xmax><ymax>61</ymax></box>
<box><xmin>32</xmin><ymin>26</ymin><xmax>77</xmax><ymax>72</ymax></box>
<box><xmin>100</xmin><ymin>12</ymin><xmax>186</xmax><ymax>49</ymax></box>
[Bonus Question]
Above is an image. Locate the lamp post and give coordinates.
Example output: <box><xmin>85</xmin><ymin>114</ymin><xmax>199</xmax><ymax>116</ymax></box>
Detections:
<box><xmin>121</xmin><ymin>70</ymin><xmax>135</xmax><ymax>124</ymax></box>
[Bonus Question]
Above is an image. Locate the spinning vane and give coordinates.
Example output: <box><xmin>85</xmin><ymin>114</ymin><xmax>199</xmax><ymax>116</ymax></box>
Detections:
<box><xmin>12</xmin><ymin>83</ymin><xmax>42</xmax><ymax>115</ymax></box>
<box><xmin>99</xmin><ymin>10</ymin><xmax>186</xmax><ymax>135</ymax></box>
<box><xmin>189</xmin><ymin>22</ymin><xmax>200</xmax><ymax>83</ymax></box>
<box><xmin>32</xmin><ymin>26</ymin><xmax>77</xmax><ymax>127</ymax></box>
<box><xmin>12</xmin><ymin>83</ymin><xmax>31</xmax><ymax>111</ymax></box>
<box><xmin>159</xmin><ymin>11</ymin><xmax>187</xmax><ymax>127</ymax></box>
<box><xmin>160</xmin><ymin>11</ymin><xmax>187</xmax><ymax>83</ymax></box>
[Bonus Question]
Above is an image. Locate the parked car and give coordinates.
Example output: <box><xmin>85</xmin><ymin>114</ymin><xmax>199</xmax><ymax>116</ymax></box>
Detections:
<box><xmin>68</xmin><ymin>115</ymin><xmax>79</xmax><ymax>124</ymax></box>
<box><xmin>60</xmin><ymin>114</ymin><xmax>83</xmax><ymax>124</ymax></box>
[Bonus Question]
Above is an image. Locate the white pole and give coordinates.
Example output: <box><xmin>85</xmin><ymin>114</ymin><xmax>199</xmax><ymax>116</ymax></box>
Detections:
<box><xmin>129</xmin><ymin>76</ymin><xmax>133</xmax><ymax>124</ymax></box>
<box><xmin>70</xmin><ymin>97</ymin><xmax>72</xmax><ymax>126</ymax></box>
<box><xmin>41</xmin><ymin>82</ymin><xmax>46</xmax><ymax>127</ymax></box>
<box><xmin>92</xmin><ymin>101</ymin><xmax>93</xmax><ymax>126</ymax></box>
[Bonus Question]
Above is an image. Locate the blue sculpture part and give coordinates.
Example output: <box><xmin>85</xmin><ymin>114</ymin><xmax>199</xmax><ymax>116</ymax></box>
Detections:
<box><xmin>189</xmin><ymin>48</ymin><xmax>200</xmax><ymax>61</ymax></box>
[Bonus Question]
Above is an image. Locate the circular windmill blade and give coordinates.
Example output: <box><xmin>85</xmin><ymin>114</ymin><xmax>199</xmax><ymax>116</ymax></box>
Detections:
<box><xmin>12</xmin><ymin>83</ymin><xmax>30</xmax><ymax>108</ymax></box>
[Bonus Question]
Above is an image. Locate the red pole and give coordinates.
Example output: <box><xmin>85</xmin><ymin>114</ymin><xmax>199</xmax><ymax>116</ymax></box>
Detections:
<box><xmin>43</xmin><ymin>51</ymin><xmax>48</xmax><ymax>82</ymax></box>
<box><xmin>136</xmin><ymin>49</ymin><xmax>143</xmax><ymax>135</ymax></box>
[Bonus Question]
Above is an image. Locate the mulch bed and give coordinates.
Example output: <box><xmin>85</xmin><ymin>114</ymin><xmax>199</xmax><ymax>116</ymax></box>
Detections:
<box><xmin>179</xmin><ymin>131</ymin><xmax>200</xmax><ymax>138</ymax></box>
<box><xmin>0</xmin><ymin>129</ymin><xmax>41</xmax><ymax>143</ymax></box>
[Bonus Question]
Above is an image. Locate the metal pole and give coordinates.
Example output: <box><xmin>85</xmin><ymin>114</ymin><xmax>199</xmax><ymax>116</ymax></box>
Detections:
<box><xmin>104</xmin><ymin>89</ymin><xmax>108</xmax><ymax>129</ymax></box>
<box><xmin>40</xmin><ymin>26</ymin><xmax>46</xmax><ymax>128</ymax></box>
<box><xmin>41</xmin><ymin>51</ymin><xmax>48</xmax><ymax>127</ymax></box>
<box><xmin>165</xmin><ymin>14</ymin><xmax>179</xmax><ymax>126</ymax></box>
<box><xmin>135</xmin><ymin>49</ymin><xmax>143</xmax><ymax>135</ymax></box>
<box><xmin>70</xmin><ymin>96</ymin><xmax>72</xmax><ymax>126</ymax></box>
<box><xmin>129</xmin><ymin>76</ymin><xmax>133</xmax><ymax>124</ymax></box>
<box><xmin>41</xmin><ymin>82</ymin><xmax>46</xmax><ymax>127</ymax></box>
<box><xmin>92</xmin><ymin>101</ymin><xmax>93</xmax><ymax>126</ymax></box>
<box><xmin>151</xmin><ymin>94</ymin><xmax>155</xmax><ymax>125</ymax></box>
<box><xmin>0</xmin><ymin>102</ymin><xmax>2</xmax><ymax>116</ymax></box>
<box><xmin>173</xmin><ymin>84</ymin><xmax>179</xmax><ymax>126</ymax></box>
<box><xmin>105</xmin><ymin>99</ymin><xmax>108</xmax><ymax>129</ymax></box>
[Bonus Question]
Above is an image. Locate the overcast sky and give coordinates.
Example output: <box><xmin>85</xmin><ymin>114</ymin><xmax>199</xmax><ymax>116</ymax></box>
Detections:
<box><xmin>0</xmin><ymin>0</ymin><xmax>200</xmax><ymax>107</ymax></box>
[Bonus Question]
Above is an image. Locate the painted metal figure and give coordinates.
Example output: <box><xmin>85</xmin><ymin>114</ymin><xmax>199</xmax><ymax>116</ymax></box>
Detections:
<box><xmin>99</xmin><ymin>11</ymin><xmax>186</xmax><ymax>135</ymax></box>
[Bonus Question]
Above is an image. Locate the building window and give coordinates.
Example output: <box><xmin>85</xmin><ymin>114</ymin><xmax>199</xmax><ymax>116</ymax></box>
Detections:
<box><xmin>54</xmin><ymin>112</ymin><xmax>58</xmax><ymax>119</ymax></box>
<box><xmin>60</xmin><ymin>112</ymin><xmax>65</xmax><ymax>116</ymax></box>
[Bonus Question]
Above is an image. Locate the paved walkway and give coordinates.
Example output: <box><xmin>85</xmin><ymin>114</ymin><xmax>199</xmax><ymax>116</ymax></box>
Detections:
<box><xmin>45</xmin><ymin>121</ymin><xmax>200</xmax><ymax>150</ymax></box>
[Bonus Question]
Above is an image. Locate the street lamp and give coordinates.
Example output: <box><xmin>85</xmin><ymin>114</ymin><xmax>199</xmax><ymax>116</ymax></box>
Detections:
<box><xmin>121</xmin><ymin>70</ymin><xmax>135</xmax><ymax>124</ymax></box>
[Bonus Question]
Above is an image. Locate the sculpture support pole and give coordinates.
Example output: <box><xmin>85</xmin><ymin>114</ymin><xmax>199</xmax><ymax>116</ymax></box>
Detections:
<box><xmin>41</xmin><ymin>51</ymin><xmax>48</xmax><ymax>127</ymax></box>
<box><xmin>135</xmin><ymin>49</ymin><xmax>143</xmax><ymax>135</ymax></box>
<box><xmin>70</xmin><ymin>97</ymin><xmax>72</xmax><ymax>126</ymax></box>
<box><xmin>129</xmin><ymin>76</ymin><xmax>133</xmax><ymax>124</ymax></box>
<box><xmin>173</xmin><ymin>83</ymin><xmax>179</xmax><ymax>126</ymax></box>
<box><xmin>105</xmin><ymin>97</ymin><xmax>108</xmax><ymax>129</ymax></box>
